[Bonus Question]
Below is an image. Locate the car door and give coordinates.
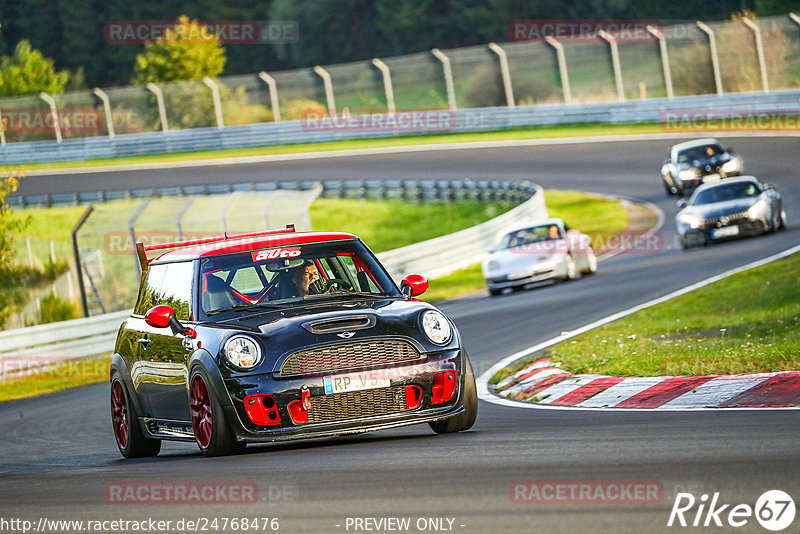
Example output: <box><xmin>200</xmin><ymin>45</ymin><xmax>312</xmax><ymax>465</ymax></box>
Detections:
<box><xmin>134</xmin><ymin>260</ymin><xmax>196</xmax><ymax>422</ymax></box>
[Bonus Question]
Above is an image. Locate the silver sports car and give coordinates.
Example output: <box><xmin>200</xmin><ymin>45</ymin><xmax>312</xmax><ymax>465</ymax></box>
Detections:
<box><xmin>676</xmin><ymin>176</ymin><xmax>786</xmax><ymax>249</ymax></box>
<box><xmin>481</xmin><ymin>218</ymin><xmax>597</xmax><ymax>296</ymax></box>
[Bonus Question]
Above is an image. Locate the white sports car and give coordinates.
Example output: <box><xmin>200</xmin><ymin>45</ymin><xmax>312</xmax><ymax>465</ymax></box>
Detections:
<box><xmin>482</xmin><ymin>218</ymin><xmax>597</xmax><ymax>296</ymax></box>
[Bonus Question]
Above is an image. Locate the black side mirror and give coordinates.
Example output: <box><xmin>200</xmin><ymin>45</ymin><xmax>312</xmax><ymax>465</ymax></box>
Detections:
<box><xmin>677</xmin><ymin>199</ymin><xmax>688</xmax><ymax>209</ymax></box>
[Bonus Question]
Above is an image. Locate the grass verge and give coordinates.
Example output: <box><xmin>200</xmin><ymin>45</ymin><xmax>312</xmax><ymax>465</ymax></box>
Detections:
<box><xmin>0</xmin><ymin>357</ymin><xmax>108</xmax><ymax>403</ymax></box>
<box><xmin>421</xmin><ymin>190</ymin><xmax>631</xmax><ymax>302</ymax></box>
<box><xmin>6</xmin><ymin>122</ymin><xmax>664</xmax><ymax>172</ymax></box>
<box><xmin>491</xmin><ymin>251</ymin><xmax>800</xmax><ymax>384</ymax></box>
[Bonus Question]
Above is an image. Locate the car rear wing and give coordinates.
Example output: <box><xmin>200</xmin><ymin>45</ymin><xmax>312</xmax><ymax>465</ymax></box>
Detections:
<box><xmin>135</xmin><ymin>224</ymin><xmax>296</xmax><ymax>272</ymax></box>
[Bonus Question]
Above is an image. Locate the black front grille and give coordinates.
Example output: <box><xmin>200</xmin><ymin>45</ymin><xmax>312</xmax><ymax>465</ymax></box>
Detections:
<box><xmin>280</xmin><ymin>339</ymin><xmax>421</xmax><ymax>376</ymax></box>
<box><xmin>307</xmin><ymin>386</ymin><xmax>408</xmax><ymax>423</ymax></box>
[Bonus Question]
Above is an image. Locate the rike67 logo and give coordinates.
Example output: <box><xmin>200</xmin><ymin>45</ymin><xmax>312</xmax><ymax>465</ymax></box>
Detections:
<box><xmin>668</xmin><ymin>490</ymin><xmax>796</xmax><ymax>531</ymax></box>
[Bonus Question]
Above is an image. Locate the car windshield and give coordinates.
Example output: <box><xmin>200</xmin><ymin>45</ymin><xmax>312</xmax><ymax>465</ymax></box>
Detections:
<box><xmin>497</xmin><ymin>224</ymin><xmax>561</xmax><ymax>250</ymax></box>
<box><xmin>199</xmin><ymin>240</ymin><xmax>399</xmax><ymax>317</ymax></box>
<box><xmin>677</xmin><ymin>144</ymin><xmax>724</xmax><ymax>162</ymax></box>
<box><xmin>691</xmin><ymin>181</ymin><xmax>762</xmax><ymax>205</ymax></box>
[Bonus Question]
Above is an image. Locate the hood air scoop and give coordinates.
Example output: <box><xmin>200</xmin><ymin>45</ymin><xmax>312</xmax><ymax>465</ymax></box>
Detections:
<box><xmin>301</xmin><ymin>314</ymin><xmax>376</xmax><ymax>335</ymax></box>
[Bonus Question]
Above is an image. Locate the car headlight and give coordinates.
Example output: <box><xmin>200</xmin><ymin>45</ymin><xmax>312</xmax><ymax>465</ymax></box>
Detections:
<box><xmin>747</xmin><ymin>199</ymin><xmax>769</xmax><ymax>219</ymax></box>
<box><xmin>721</xmin><ymin>158</ymin><xmax>741</xmax><ymax>174</ymax></box>
<box><xmin>678</xmin><ymin>213</ymin><xmax>704</xmax><ymax>229</ymax></box>
<box><xmin>224</xmin><ymin>335</ymin><xmax>262</xmax><ymax>369</ymax></box>
<box><xmin>678</xmin><ymin>169</ymin><xmax>699</xmax><ymax>182</ymax></box>
<box><xmin>486</xmin><ymin>259</ymin><xmax>500</xmax><ymax>271</ymax></box>
<box><xmin>421</xmin><ymin>310</ymin><xmax>452</xmax><ymax>345</ymax></box>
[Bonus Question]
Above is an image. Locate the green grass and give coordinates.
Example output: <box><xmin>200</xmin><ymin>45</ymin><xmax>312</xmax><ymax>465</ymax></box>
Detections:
<box><xmin>0</xmin><ymin>357</ymin><xmax>108</xmax><ymax>403</ymax></box>
<box><xmin>3</xmin><ymin>122</ymin><xmax>663</xmax><ymax>172</ymax></box>
<box><xmin>492</xmin><ymin>252</ymin><xmax>800</xmax><ymax>383</ymax></box>
<box><xmin>421</xmin><ymin>190</ymin><xmax>631</xmax><ymax>303</ymax></box>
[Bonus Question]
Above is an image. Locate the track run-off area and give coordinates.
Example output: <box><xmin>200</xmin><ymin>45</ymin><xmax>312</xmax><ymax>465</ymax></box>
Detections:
<box><xmin>3</xmin><ymin>133</ymin><xmax>800</xmax><ymax>533</ymax></box>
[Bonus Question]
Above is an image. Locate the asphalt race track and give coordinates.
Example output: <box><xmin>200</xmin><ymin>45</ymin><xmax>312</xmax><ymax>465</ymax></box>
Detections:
<box><xmin>2</xmin><ymin>136</ymin><xmax>800</xmax><ymax>533</ymax></box>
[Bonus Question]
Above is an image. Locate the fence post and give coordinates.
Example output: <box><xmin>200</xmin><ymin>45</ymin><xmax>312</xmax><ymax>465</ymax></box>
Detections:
<box><xmin>696</xmin><ymin>21</ymin><xmax>723</xmax><ymax>95</ymax></box>
<box><xmin>203</xmin><ymin>77</ymin><xmax>225</xmax><ymax>128</ymax></box>
<box><xmin>176</xmin><ymin>198</ymin><xmax>195</xmax><ymax>240</ymax></box>
<box><xmin>431</xmin><ymin>48</ymin><xmax>457</xmax><ymax>111</ymax></box>
<box><xmin>741</xmin><ymin>18</ymin><xmax>769</xmax><ymax>93</ymax></box>
<box><xmin>313</xmin><ymin>66</ymin><xmax>337</xmax><ymax>118</ymax></box>
<box><xmin>598</xmin><ymin>30</ymin><xmax>625</xmax><ymax>101</ymax></box>
<box><xmin>39</xmin><ymin>92</ymin><xmax>63</xmax><ymax>143</ymax></box>
<box><xmin>647</xmin><ymin>25</ymin><xmax>674</xmax><ymax>99</ymax></box>
<box><xmin>371</xmin><ymin>58</ymin><xmax>397</xmax><ymax>114</ymax></box>
<box><xmin>128</xmin><ymin>200</ymin><xmax>151</xmax><ymax>280</ymax></box>
<box><xmin>146</xmin><ymin>82</ymin><xmax>170</xmax><ymax>132</ymax></box>
<box><xmin>92</xmin><ymin>87</ymin><xmax>115</xmax><ymax>138</ymax></box>
<box><xmin>545</xmin><ymin>36</ymin><xmax>572</xmax><ymax>104</ymax></box>
<box><xmin>70</xmin><ymin>206</ymin><xmax>94</xmax><ymax>318</ymax></box>
<box><xmin>258</xmin><ymin>72</ymin><xmax>281</xmax><ymax>122</ymax></box>
<box><xmin>488</xmin><ymin>43</ymin><xmax>515</xmax><ymax>108</ymax></box>
<box><xmin>0</xmin><ymin>104</ymin><xmax>5</xmax><ymax>146</ymax></box>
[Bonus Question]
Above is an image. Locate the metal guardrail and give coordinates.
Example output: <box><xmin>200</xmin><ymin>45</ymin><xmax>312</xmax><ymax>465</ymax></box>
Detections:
<box><xmin>0</xmin><ymin>181</ymin><xmax>543</xmax><ymax>372</ymax></box>
<box><xmin>8</xmin><ymin>177</ymin><xmax>536</xmax><ymax>209</ymax></box>
<box><xmin>2</xmin><ymin>90</ymin><xmax>799</xmax><ymax>167</ymax></box>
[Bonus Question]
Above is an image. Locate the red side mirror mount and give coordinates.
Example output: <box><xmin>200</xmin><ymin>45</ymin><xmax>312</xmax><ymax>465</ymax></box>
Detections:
<box><xmin>145</xmin><ymin>305</ymin><xmax>188</xmax><ymax>334</ymax></box>
<box><xmin>401</xmin><ymin>274</ymin><xmax>429</xmax><ymax>297</ymax></box>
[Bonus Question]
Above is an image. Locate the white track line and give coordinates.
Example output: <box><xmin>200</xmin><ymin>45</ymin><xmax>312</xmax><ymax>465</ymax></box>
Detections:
<box><xmin>23</xmin><ymin>131</ymin><xmax>800</xmax><ymax>176</ymax></box>
<box><xmin>477</xmin><ymin>243</ymin><xmax>800</xmax><ymax>412</ymax></box>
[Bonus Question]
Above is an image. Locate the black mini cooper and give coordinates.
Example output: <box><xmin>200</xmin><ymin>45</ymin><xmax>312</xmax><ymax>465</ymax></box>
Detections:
<box><xmin>110</xmin><ymin>225</ymin><xmax>477</xmax><ymax>457</ymax></box>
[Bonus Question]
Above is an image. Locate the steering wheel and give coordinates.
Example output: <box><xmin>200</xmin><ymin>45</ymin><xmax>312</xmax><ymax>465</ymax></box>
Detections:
<box><xmin>324</xmin><ymin>278</ymin><xmax>352</xmax><ymax>291</ymax></box>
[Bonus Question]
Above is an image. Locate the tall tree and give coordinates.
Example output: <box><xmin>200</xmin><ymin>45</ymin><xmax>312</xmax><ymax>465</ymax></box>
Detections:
<box><xmin>0</xmin><ymin>40</ymin><xmax>68</xmax><ymax>96</ymax></box>
<box><xmin>133</xmin><ymin>15</ymin><xmax>226</xmax><ymax>83</ymax></box>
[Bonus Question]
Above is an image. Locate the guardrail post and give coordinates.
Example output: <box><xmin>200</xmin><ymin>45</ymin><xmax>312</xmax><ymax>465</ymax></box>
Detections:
<box><xmin>741</xmin><ymin>18</ymin><xmax>769</xmax><ymax>93</ymax></box>
<box><xmin>696</xmin><ymin>21</ymin><xmax>723</xmax><ymax>95</ymax></box>
<box><xmin>647</xmin><ymin>25</ymin><xmax>674</xmax><ymax>99</ymax></box>
<box><xmin>313</xmin><ymin>65</ymin><xmax>337</xmax><ymax>118</ymax></box>
<box><xmin>431</xmin><ymin>48</ymin><xmax>457</xmax><ymax>111</ymax></box>
<box><xmin>488</xmin><ymin>43</ymin><xmax>515</xmax><ymax>108</ymax></box>
<box><xmin>258</xmin><ymin>72</ymin><xmax>281</xmax><ymax>121</ymax></box>
<box><xmin>71</xmin><ymin>206</ymin><xmax>94</xmax><ymax>317</ymax></box>
<box><xmin>203</xmin><ymin>77</ymin><xmax>225</xmax><ymax>128</ymax></box>
<box><xmin>598</xmin><ymin>30</ymin><xmax>625</xmax><ymax>101</ymax></box>
<box><xmin>371</xmin><ymin>58</ymin><xmax>396</xmax><ymax>114</ymax></box>
<box><xmin>92</xmin><ymin>87</ymin><xmax>115</xmax><ymax>139</ymax></box>
<box><xmin>39</xmin><ymin>92</ymin><xmax>62</xmax><ymax>143</ymax></box>
<box><xmin>545</xmin><ymin>36</ymin><xmax>572</xmax><ymax>104</ymax></box>
<box><xmin>146</xmin><ymin>82</ymin><xmax>170</xmax><ymax>132</ymax></box>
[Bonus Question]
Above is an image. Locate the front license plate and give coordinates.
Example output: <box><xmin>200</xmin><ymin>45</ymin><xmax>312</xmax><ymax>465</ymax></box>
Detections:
<box><xmin>323</xmin><ymin>371</ymin><xmax>390</xmax><ymax>394</ymax></box>
<box><xmin>703</xmin><ymin>174</ymin><xmax>721</xmax><ymax>183</ymax></box>
<box><xmin>712</xmin><ymin>226</ymin><xmax>739</xmax><ymax>239</ymax></box>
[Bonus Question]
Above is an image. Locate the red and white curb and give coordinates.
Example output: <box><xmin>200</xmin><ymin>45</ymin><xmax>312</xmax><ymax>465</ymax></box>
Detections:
<box><xmin>494</xmin><ymin>358</ymin><xmax>800</xmax><ymax>409</ymax></box>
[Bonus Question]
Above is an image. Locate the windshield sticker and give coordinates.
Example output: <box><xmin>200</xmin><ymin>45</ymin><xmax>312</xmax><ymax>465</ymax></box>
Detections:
<box><xmin>252</xmin><ymin>247</ymin><xmax>302</xmax><ymax>261</ymax></box>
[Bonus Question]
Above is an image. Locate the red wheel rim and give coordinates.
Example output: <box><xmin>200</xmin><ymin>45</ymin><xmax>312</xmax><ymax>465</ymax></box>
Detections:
<box><xmin>110</xmin><ymin>380</ymin><xmax>129</xmax><ymax>449</ymax></box>
<box><xmin>190</xmin><ymin>376</ymin><xmax>213</xmax><ymax>449</ymax></box>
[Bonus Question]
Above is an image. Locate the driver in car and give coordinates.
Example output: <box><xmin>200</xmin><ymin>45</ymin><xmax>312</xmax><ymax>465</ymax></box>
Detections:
<box><xmin>290</xmin><ymin>261</ymin><xmax>322</xmax><ymax>297</ymax></box>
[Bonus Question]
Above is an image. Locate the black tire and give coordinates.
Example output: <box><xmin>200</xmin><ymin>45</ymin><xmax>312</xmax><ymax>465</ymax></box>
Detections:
<box><xmin>663</xmin><ymin>177</ymin><xmax>677</xmax><ymax>196</ymax></box>
<box><xmin>110</xmin><ymin>373</ymin><xmax>161</xmax><ymax>458</ymax></box>
<box><xmin>429</xmin><ymin>353</ymin><xmax>478</xmax><ymax>434</ymax></box>
<box><xmin>189</xmin><ymin>370</ymin><xmax>246</xmax><ymax>457</ymax></box>
<box><xmin>488</xmin><ymin>287</ymin><xmax>502</xmax><ymax>296</ymax></box>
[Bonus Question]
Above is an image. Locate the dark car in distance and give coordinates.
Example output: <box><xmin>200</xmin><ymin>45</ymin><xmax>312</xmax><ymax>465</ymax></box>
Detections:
<box><xmin>110</xmin><ymin>225</ymin><xmax>477</xmax><ymax>457</ymax></box>
<box><xmin>661</xmin><ymin>138</ymin><xmax>743</xmax><ymax>196</ymax></box>
<box><xmin>675</xmin><ymin>176</ymin><xmax>785</xmax><ymax>249</ymax></box>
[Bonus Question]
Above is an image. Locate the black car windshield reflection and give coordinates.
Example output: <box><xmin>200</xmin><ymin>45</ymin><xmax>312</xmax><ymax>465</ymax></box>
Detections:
<box><xmin>678</xmin><ymin>144</ymin><xmax>724</xmax><ymax>162</ymax></box>
<box><xmin>199</xmin><ymin>240</ymin><xmax>399</xmax><ymax>318</ymax></box>
<box><xmin>692</xmin><ymin>182</ymin><xmax>762</xmax><ymax>205</ymax></box>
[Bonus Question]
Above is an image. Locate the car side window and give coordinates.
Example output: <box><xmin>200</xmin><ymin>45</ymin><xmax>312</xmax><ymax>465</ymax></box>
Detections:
<box><xmin>133</xmin><ymin>264</ymin><xmax>167</xmax><ymax>316</ymax></box>
<box><xmin>158</xmin><ymin>261</ymin><xmax>194</xmax><ymax>321</ymax></box>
